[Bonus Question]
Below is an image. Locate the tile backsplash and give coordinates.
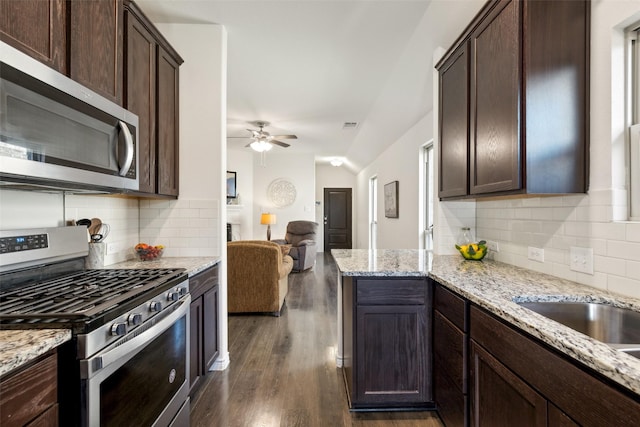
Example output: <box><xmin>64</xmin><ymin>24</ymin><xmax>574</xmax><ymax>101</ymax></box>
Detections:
<box><xmin>474</xmin><ymin>189</ymin><xmax>640</xmax><ymax>299</ymax></box>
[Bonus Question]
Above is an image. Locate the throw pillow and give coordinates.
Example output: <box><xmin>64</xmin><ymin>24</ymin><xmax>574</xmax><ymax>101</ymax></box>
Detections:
<box><xmin>280</xmin><ymin>244</ymin><xmax>292</xmax><ymax>257</ymax></box>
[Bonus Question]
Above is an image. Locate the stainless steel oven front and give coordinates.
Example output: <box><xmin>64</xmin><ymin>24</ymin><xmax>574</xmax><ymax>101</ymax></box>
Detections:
<box><xmin>80</xmin><ymin>294</ymin><xmax>190</xmax><ymax>427</ymax></box>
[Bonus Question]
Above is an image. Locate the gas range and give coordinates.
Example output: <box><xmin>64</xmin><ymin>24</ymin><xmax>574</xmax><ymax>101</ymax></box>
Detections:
<box><xmin>0</xmin><ymin>227</ymin><xmax>191</xmax><ymax>426</ymax></box>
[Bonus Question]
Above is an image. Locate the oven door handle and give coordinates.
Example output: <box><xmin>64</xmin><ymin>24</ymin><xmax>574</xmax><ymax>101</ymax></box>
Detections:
<box><xmin>81</xmin><ymin>295</ymin><xmax>190</xmax><ymax>379</ymax></box>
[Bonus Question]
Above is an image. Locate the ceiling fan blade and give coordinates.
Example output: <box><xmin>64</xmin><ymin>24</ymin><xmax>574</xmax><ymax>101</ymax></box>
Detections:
<box><xmin>272</xmin><ymin>134</ymin><xmax>297</xmax><ymax>140</ymax></box>
<box><xmin>271</xmin><ymin>140</ymin><xmax>290</xmax><ymax>148</ymax></box>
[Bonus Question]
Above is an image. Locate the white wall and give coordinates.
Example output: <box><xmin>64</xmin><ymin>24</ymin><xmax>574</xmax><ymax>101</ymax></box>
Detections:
<box><xmin>355</xmin><ymin>114</ymin><xmax>432</xmax><ymax>249</ymax></box>
<box><xmin>315</xmin><ymin>164</ymin><xmax>357</xmax><ymax>251</ymax></box>
<box><xmin>251</xmin><ymin>152</ymin><xmax>316</xmax><ymax>240</ymax></box>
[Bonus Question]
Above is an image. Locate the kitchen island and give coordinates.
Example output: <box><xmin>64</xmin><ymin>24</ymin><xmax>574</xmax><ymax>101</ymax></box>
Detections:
<box><xmin>332</xmin><ymin>249</ymin><xmax>432</xmax><ymax>410</ymax></box>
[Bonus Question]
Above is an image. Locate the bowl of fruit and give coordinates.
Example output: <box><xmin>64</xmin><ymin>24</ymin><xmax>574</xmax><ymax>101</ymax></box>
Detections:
<box><xmin>134</xmin><ymin>243</ymin><xmax>164</xmax><ymax>261</ymax></box>
<box><xmin>455</xmin><ymin>240</ymin><xmax>488</xmax><ymax>261</ymax></box>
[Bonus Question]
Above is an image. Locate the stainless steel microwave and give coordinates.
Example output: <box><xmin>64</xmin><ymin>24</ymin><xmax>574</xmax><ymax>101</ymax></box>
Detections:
<box><xmin>0</xmin><ymin>41</ymin><xmax>139</xmax><ymax>193</ymax></box>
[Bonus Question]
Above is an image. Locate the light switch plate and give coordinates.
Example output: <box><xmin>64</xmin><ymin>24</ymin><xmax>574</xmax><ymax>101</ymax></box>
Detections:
<box><xmin>570</xmin><ymin>246</ymin><xmax>594</xmax><ymax>275</ymax></box>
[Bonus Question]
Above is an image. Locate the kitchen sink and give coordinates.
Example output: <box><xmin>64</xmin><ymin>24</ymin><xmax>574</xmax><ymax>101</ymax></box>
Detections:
<box><xmin>517</xmin><ymin>301</ymin><xmax>640</xmax><ymax>349</ymax></box>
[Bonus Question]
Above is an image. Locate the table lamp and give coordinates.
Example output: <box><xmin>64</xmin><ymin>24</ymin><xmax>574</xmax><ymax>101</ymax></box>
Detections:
<box><xmin>260</xmin><ymin>213</ymin><xmax>276</xmax><ymax>240</ymax></box>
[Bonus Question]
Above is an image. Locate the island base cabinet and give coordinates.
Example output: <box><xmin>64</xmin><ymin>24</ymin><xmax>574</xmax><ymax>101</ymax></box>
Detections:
<box><xmin>342</xmin><ymin>276</ymin><xmax>433</xmax><ymax>410</ymax></box>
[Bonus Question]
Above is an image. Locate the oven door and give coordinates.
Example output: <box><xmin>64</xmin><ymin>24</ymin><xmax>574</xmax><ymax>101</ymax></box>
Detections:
<box><xmin>80</xmin><ymin>296</ymin><xmax>190</xmax><ymax>427</ymax></box>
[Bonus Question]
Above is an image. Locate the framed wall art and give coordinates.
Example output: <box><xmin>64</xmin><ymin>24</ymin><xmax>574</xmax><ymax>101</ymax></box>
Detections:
<box><xmin>226</xmin><ymin>171</ymin><xmax>237</xmax><ymax>198</ymax></box>
<box><xmin>384</xmin><ymin>181</ymin><xmax>399</xmax><ymax>218</ymax></box>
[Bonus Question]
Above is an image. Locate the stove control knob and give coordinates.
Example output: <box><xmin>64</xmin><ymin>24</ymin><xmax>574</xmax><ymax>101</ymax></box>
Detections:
<box><xmin>111</xmin><ymin>322</ymin><xmax>127</xmax><ymax>336</ymax></box>
<box><xmin>178</xmin><ymin>287</ymin><xmax>188</xmax><ymax>296</ymax></box>
<box><xmin>149</xmin><ymin>301</ymin><xmax>162</xmax><ymax>312</ymax></box>
<box><xmin>167</xmin><ymin>291</ymin><xmax>179</xmax><ymax>302</ymax></box>
<box><xmin>128</xmin><ymin>313</ymin><xmax>143</xmax><ymax>326</ymax></box>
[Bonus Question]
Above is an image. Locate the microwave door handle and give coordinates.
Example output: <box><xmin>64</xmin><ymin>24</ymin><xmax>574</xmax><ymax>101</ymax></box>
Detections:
<box><xmin>118</xmin><ymin>121</ymin><xmax>134</xmax><ymax>176</ymax></box>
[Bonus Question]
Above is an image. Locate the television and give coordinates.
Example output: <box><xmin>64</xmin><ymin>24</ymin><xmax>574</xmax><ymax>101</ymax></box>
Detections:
<box><xmin>226</xmin><ymin>171</ymin><xmax>237</xmax><ymax>198</ymax></box>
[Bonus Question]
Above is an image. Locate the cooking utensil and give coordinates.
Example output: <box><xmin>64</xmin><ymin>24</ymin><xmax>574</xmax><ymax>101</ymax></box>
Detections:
<box><xmin>88</xmin><ymin>218</ymin><xmax>102</xmax><ymax>236</ymax></box>
<box><xmin>76</xmin><ymin>218</ymin><xmax>92</xmax><ymax>227</ymax></box>
<box><xmin>91</xmin><ymin>223</ymin><xmax>110</xmax><ymax>243</ymax></box>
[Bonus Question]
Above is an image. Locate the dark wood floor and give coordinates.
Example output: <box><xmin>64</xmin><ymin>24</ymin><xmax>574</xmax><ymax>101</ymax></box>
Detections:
<box><xmin>190</xmin><ymin>253</ymin><xmax>443</xmax><ymax>427</ymax></box>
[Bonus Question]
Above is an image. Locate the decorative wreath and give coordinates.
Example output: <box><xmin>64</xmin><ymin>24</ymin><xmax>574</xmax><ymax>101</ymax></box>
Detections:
<box><xmin>267</xmin><ymin>178</ymin><xmax>297</xmax><ymax>207</ymax></box>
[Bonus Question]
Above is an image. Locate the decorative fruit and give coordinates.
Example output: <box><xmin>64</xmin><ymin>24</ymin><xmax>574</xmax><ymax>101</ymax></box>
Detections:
<box><xmin>455</xmin><ymin>240</ymin><xmax>488</xmax><ymax>260</ymax></box>
<box><xmin>134</xmin><ymin>243</ymin><xmax>164</xmax><ymax>261</ymax></box>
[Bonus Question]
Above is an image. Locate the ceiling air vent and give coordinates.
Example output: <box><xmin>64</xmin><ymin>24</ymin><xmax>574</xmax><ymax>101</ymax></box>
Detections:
<box><xmin>342</xmin><ymin>122</ymin><xmax>358</xmax><ymax>129</ymax></box>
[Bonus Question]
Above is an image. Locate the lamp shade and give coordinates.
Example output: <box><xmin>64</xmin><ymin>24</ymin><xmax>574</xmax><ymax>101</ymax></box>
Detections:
<box><xmin>260</xmin><ymin>213</ymin><xmax>276</xmax><ymax>225</ymax></box>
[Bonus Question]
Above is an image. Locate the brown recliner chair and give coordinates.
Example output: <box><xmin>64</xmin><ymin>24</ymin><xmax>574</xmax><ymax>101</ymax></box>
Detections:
<box><xmin>227</xmin><ymin>240</ymin><xmax>293</xmax><ymax>316</ymax></box>
<box><xmin>273</xmin><ymin>220</ymin><xmax>318</xmax><ymax>272</ymax></box>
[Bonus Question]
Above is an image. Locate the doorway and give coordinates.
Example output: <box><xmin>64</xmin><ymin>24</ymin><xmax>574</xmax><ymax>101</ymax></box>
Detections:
<box><xmin>323</xmin><ymin>188</ymin><xmax>352</xmax><ymax>251</ymax></box>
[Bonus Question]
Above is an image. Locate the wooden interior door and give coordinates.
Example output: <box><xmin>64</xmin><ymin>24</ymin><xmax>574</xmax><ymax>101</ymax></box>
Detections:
<box><xmin>323</xmin><ymin>188</ymin><xmax>352</xmax><ymax>252</ymax></box>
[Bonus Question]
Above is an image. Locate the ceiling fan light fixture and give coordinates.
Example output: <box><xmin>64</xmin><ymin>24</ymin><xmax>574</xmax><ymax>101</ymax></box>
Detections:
<box><xmin>330</xmin><ymin>158</ymin><xmax>343</xmax><ymax>167</ymax></box>
<box><xmin>250</xmin><ymin>140</ymin><xmax>273</xmax><ymax>152</ymax></box>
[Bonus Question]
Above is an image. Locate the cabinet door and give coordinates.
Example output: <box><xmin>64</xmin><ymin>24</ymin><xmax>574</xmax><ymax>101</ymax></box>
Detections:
<box><xmin>469</xmin><ymin>0</ymin><xmax>521</xmax><ymax>195</ymax></box>
<box><xmin>355</xmin><ymin>305</ymin><xmax>430</xmax><ymax>405</ymax></box>
<box><xmin>69</xmin><ymin>0</ymin><xmax>123</xmax><ymax>104</ymax></box>
<box><xmin>0</xmin><ymin>351</ymin><xmax>58</xmax><ymax>427</ymax></box>
<box><xmin>203</xmin><ymin>285</ymin><xmax>219</xmax><ymax>370</ymax></box>
<box><xmin>438</xmin><ymin>42</ymin><xmax>469</xmax><ymax>199</ymax></box>
<box><xmin>124</xmin><ymin>9</ymin><xmax>157</xmax><ymax>193</ymax></box>
<box><xmin>0</xmin><ymin>0</ymin><xmax>66</xmax><ymax>74</ymax></box>
<box><xmin>157</xmin><ymin>46</ymin><xmax>180</xmax><ymax>197</ymax></box>
<box><xmin>434</xmin><ymin>311</ymin><xmax>466</xmax><ymax>427</ymax></box>
<box><xmin>189</xmin><ymin>296</ymin><xmax>203</xmax><ymax>395</ymax></box>
<box><xmin>470</xmin><ymin>341</ymin><xmax>546</xmax><ymax>427</ymax></box>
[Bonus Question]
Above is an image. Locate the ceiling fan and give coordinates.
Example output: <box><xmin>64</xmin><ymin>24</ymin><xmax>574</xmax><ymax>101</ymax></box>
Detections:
<box><xmin>228</xmin><ymin>121</ymin><xmax>298</xmax><ymax>152</ymax></box>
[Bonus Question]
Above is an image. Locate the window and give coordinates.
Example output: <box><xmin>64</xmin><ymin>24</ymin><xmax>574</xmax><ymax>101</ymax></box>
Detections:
<box><xmin>628</xmin><ymin>24</ymin><xmax>640</xmax><ymax>219</ymax></box>
<box><xmin>422</xmin><ymin>143</ymin><xmax>434</xmax><ymax>250</ymax></box>
<box><xmin>369</xmin><ymin>176</ymin><xmax>378</xmax><ymax>250</ymax></box>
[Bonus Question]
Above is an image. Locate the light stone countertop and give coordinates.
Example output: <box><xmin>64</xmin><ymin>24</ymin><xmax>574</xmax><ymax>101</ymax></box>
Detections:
<box><xmin>331</xmin><ymin>249</ymin><xmax>640</xmax><ymax>396</ymax></box>
<box><xmin>429</xmin><ymin>255</ymin><xmax>640</xmax><ymax>396</ymax></box>
<box><xmin>0</xmin><ymin>329</ymin><xmax>72</xmax><ymax>377</ymax></box>
<box><xmin>106</xmin><ymin>256</ymin><xmax>221</xmax><ymax>277</ymax></box>
<box><xmin>331</xmin><ymin>249</ymin><xmax>431</xmax><ymax>276</ymax></box>
<box><xmin>0</xmin><ymin>257</ymin><xmax>219</xmax><ymax>377</ymax></box>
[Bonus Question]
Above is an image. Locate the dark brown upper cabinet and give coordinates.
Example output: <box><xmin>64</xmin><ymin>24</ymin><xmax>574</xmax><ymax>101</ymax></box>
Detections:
<box><xmin>124</xmin><ymin>0</ymin><xmax>182</xmax><ymax>198</ymax></box>
<box><xmin>69</xmin><ymin>0</ymin><xmax>124</xmax><ymax>105</ymax></box>
<box><xmin>438</xmin><ymin>42</ymin><xmax>470</xmax><ymax>198</ymax></box>
<box><xmin>0</xmin><ymin>0</ymin><xmax>67</xmax><ymax>74</ymax></box>
<box><xmin>437</xmin><ymin>0</ymin><xmax>589</xmax><ymax>199</ymax></box>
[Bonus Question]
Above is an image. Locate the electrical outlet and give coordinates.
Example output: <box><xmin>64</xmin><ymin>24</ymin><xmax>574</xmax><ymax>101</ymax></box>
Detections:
<box><xmin>528</xmin><ymin>246</ymin><xmax>544</xmax><ymax>263</ymax></box>
<box><xmin>486</xmin><ymin>240</ymin><xmax>499</xmax><ymax>253</ymax></box>
<box><xmin>570</xmin><ymin>246</ymin><xmax>594</xmax><ymax>275</ymax></box>
<box><xmin>106</xmin><ymin>242</ymin><xmax>121</xmax><ymax>255</ymax></box>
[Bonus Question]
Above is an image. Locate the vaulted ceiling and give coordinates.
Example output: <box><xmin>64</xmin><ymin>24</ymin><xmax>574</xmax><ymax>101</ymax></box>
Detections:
<box><xmin>137</xmin><ymin>0</ymin><xmax>482</xmax><ymax>172</ymax></box>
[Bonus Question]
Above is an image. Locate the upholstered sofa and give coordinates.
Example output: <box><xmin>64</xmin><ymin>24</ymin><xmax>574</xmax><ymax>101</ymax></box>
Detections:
<box><xmin>273</xmin><ymin>220</ymin><xmax>318</xmax><ymax>272</ymax></box>
<box><xmin>227</xmin><ymin>240</ymin><xmax>294</xmax><ymax>316</ymax></box>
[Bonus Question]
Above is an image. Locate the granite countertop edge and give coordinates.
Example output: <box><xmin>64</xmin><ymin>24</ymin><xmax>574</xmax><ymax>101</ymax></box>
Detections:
<box><xmin>428</xmin><ymin>255</ymin><xmax>640</xmax><ymax>396</ymax></box>
<box><xmin>0</xmin><ymin>256</ymin><xmax>220</xmax><ymax>377</ymax></box>
<box><xmin>0</xmin><ymin>329</ymin><xmax>72</xmax><ymax>377</ymax></box>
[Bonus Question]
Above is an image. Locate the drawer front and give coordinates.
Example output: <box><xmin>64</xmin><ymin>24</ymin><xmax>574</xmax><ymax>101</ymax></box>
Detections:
<box><xmin>434</xmin><ymin>283</ymin><xmax>466</xmax><ymax>331</ymax></box>
<box><xmin>190</xmin><ymin>264</ymin><xmax>219</xmax><ymax>299</ymax></box>
<box><xmin>356</xmin><ymin>278</ymin><xmax>426</xmax><ymax>305</ymax></box>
